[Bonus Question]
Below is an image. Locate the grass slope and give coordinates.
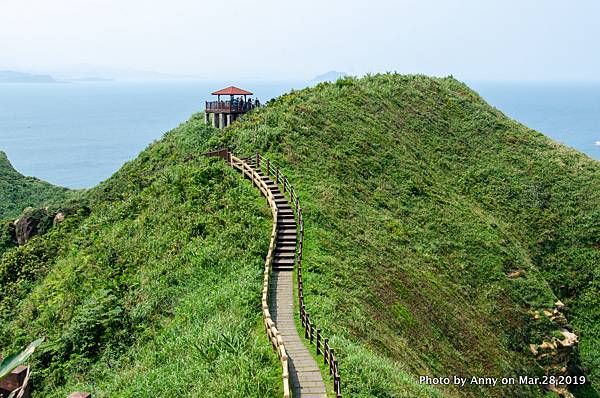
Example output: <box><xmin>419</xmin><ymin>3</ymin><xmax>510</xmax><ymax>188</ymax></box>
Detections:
<box><xmin>0</xmin><ymin>151</ymin><xmax>73</xmax><ymax>220</ymax></box>
<box><xmin>217</xmin><ymin>74</ymin><xmax>600</xmax><ymax>398</ymax></box>
<box><xmin>0</xmin><ymin>115</ymin><xmax>281</xmax><ymax>397</ymax></box>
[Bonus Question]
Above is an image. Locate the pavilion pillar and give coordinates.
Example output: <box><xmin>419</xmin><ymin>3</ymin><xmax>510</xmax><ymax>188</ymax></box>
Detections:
<box><xmin>204</xmin><ymin>112</ymin><xmax>209</xmax><ymax>125</ymax></box>
<box><xmin>220</xmin><ymin>113</ymin><xmax>226</xmax><ymax>128</ymax></box>
<box><xmin>227</xmin><ymin>114</ymin><xmax>233</xmax><ymax>126</ymax></box>
<box><xmin>213</xmin><ymin>113</ymin><xmax>220</xmax><ymax>128</ymax></box>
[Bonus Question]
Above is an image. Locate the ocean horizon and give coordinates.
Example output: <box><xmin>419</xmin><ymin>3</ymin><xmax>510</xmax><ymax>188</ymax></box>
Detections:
<box><xmin>1</xmin><ymin>80</ymin><xmax>599</xmax><ymax>189</ymax></box>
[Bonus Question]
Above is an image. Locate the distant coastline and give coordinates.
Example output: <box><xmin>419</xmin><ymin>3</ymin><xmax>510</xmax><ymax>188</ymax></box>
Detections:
<box><xmin>0</xmin><ymin>70</ymin><xmax>56</xmax><ymax>83</ymax></box>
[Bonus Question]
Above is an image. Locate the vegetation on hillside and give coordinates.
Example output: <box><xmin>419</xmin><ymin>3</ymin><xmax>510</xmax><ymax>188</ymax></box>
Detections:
<box><xmin>0</xmin><ymin>151</ymin><xmax>73</xmax><ymax>221</ymax></box>
<box><xmin>0</xmin><ymin>116</ymin><xmax>281</xmax><ymax>397</ymax></box>
<box><xmin>2</xmin><ymin>74</ymin><xmax>599</xmax><ymax>398</ymax></box>
<box><xmin>213</xmin><ymin>74</ymin><xmax>600</xmax><ymax>398</ymax></box>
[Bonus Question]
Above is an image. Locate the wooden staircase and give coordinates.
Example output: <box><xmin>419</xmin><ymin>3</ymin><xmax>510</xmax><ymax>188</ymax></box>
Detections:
<box><xmin>203</xmin><ymin>149</ymin><xmax>339</xmax><ymax>397</ymax></box>
<box><xmin>246</xmin><ymin>156</ymin><xmax>328</xmax><ymax>398</ymax></box>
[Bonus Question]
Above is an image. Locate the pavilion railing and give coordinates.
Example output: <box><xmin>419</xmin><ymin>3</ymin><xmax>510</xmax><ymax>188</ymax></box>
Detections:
<box><xmin>205</xmin><ymin>100</ymin><xmax>259</xmax><ymax>113</ymax></box>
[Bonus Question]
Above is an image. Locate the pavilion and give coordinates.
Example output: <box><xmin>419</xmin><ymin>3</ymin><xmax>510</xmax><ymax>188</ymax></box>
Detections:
<box><xmin>204</xmin><ymin>86</ymin><xmax>260</xmax><ymax>128</ymax></box>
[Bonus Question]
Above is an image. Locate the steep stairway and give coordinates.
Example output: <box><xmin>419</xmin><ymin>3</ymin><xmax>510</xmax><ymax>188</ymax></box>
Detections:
<box><xmin>203</xmin><ymin>149</ymin><xmax>334</xmax><ymax>397</ymax></box>
<box><xmin>247</xmin><ymin>158</ymin><xmax>328</xmax><ymax>398</ymax></box>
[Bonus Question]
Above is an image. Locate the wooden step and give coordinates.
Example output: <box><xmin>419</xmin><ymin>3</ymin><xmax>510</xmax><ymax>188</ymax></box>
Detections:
<box><xmin>274</xmin><ymin>245</ymin><xmax>295</xmax><ymax>253</ymax></box>
<box><xmin>278</xmin><ymin>226</ymin><xmax>296</xmax><ymax>232</ymax></box>
<box><xmin>277</xmin><ymin>232</ymin><xmax>296</xmax><ymax>239</ymax></box>
<box><xmin>276</xmin><ymin>239</ymin><xmax>297</xmax><ymax>246</ymax></box>
<box><xmin>278</xmin><ymin>227</ymin><xmax>297</xmax><ymax>234</ymax></box>
<box><xmin>275</xmin><ymin>245</ymin><xmax>296</xmax><ymax>253</ymax></box>
<box><xmin>273</xmin><ymin>255</ymin><xmax>294</xmax><ymax>263</ymax></box>
<box><xmin>274</xmin><ymin>252</ymin><xmax>295</xmax><ymax>260</ymax></box>
<box><xmin>273</xmin><ymin>258</ymin><xmax>294</xmax><ymax>270</ymax></box>
<box><xmin>272</xmin><ymin>266</ymin><xmax>294</xmax><ymax>272</ymax></box>
<box><xmin>278</xmin><ymin>217</ymin><xmax>296</xmax><ymax>224</ymax></box>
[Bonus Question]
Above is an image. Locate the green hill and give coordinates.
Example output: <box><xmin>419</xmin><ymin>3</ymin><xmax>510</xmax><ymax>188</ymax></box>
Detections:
<box><xmin>219</xmin><ymin>74</ymin><xmax>600</xmax><ymax>397</ymax></box>
<box><xmin>1</xmin><ymin>75</ymin><xmax>599</xmax><ymax>398</ymax></box>
<box><xmin>0</xmin><ymin>151</ymin><xmax>73</xmax><ymax>220</ymax></box>
<box><xmin>0</xmin><ymin>117</ymin><xmax>281</xmax><ymax>397</ymax></box>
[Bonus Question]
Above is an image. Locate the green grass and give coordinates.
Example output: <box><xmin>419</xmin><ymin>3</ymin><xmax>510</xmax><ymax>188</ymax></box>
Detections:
<box><xmin>0</xmin><ymin>115</ymin><xmax>281</xmax><ymax>397</ymax></box>
<box><xmin>212</xmin><ymin>74</ymin><xmax>600</xmax><ymax>397</ymax></box>
<box><xmin>0</xmin><ymin>151</ymin><xmax>74</xmax><ymax>220</ymax></box>
<box><xmin>3</xmin><ymin>74</ymin><xmax>600</xmax><ymax>398</ymax></box>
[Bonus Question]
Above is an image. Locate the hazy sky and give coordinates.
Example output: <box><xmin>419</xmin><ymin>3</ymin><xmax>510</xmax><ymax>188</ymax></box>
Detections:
<box><xmin>2</xmin><ymin>0</ymin><xmax>599</xmax><ymax>81</ymax></box>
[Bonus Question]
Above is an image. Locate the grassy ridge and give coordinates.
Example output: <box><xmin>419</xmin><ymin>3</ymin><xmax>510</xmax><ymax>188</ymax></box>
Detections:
<box><xmin>2</xmin><ymin>74</ymin><xmax>599</xmax><ymax>398</ymax></box>
<box><xmin>0</xmin><ymin>151</ymin><xmax>73</xmax><ymax>220</ymax></box>
<box><xmin>220</xmin><ymin>74</ymin><xmax>600</xmax><ymax>397</ymax></box>
<box><xmin>0</xmin><ymin>115</ymin><xmax>281</xmax><ymax>397</ymax></box>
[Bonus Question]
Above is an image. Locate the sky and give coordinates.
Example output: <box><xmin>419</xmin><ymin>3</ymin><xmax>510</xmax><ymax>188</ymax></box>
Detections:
<box><xmin>1</xmin><ymin>0</ymin><xmax>600</xmax><ymax>81</ymax></box>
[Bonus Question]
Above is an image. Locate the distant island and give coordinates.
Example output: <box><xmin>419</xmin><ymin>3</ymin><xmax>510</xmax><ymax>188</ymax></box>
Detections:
<box><xmin>65</xmin><ymin>77</ymin><xmax>115</xmax><ymax>82</ymax></box>
<box><xmin>0</xmin><ymin>65</ymin><xmax>192</xmax><ymax>83</ymax></box>
<box><xmin>0</xmin><ymin>70</ymin><xmax>56</xmax><ymax>83</ymax></box>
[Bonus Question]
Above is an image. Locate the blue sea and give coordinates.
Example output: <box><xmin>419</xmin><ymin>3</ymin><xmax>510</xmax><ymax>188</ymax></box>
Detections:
<box><xmin>0</xmin><ymin>80</ymin><xmax>599</xmax><ymax>189</ymax></box>
<box><xmin>471</xmin><ymin>81</ymin><xmax>600</xmax><ymax>161</ymax></box>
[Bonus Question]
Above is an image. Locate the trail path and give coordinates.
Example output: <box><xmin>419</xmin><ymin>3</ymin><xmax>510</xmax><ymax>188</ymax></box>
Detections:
<box><xmin>247</xmin><ymin>158</ymin><xmax>328</xmax><ymax>398</ymax></box>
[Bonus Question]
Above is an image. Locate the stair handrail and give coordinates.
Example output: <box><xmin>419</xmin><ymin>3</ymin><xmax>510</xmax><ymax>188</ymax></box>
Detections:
<box><xmin>253</xmin><ymin>153</ymin><xmax>342</xmax><ymax>398</ymax></box>
<box><xmin>204</xmin><ymin>150</ymin><xmax>290</xmax><ymax>398</ymax></box>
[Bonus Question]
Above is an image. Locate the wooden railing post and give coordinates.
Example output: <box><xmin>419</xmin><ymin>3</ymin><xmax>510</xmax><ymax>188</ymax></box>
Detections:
<box><xmin>305</xmin><ymin>315</ymin><xmax>310</xmax><ymax>339</ymax></box>
<box><xmin>316</xmin><ymin>329</ymin><xmax>321</xmax><ymax>355</ymax></box>
<box><xmin>329</xmin><ymin>349</ymin><xmax>335</xmax><ymax>375</ymax></box>
<box><xmin>324</xmin><ymin>338</ymin><xmax>329</xmax><ymax>365</ymax></box>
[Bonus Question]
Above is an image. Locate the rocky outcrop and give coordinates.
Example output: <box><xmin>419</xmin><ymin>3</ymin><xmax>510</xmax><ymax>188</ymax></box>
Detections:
<box><xmin>53</xmin><ymin>212</ymin><xmax>65</xmax><ymax>226</ymax></box>
<box><xmin>14</xmin><ymin>207</ymin><xmax>54</xmax><ymax>245</ymax></box>
<box><xmin>529</xmin><ymin>300</ymin><xmax>579</xmax><ymax>397</ymax></box>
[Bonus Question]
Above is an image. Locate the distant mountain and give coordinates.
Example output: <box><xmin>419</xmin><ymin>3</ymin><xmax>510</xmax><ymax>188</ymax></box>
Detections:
<box><xmin>51</xmin><ymin>64</ymin><xmax>187</xmax><ymax>81</ymax></box>
<box><xmin>65</xmin><ymin>77</ymin><xmax>115</xmax><ymax>82</ymax></box>
<box><xmin>312</xmin><ymin>71</ymin><xmax>347</xmax><ymax>82</ymax></box>
<box><xmin>0</xmin><ymin>70</ymin><xmax>56</xmax><ymax>83</ymax></box>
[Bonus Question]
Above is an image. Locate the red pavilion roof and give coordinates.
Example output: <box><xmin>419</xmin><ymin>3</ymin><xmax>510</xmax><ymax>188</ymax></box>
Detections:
<box><xmin>211</xmin><ymin>86</ymin><xmax>253</xmax><ymax>95</ymax></box>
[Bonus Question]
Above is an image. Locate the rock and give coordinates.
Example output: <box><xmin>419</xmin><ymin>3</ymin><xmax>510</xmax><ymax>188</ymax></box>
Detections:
<box><xmin>507</xmin><ymin>270</ymin><xmax>522</xmax><ymax>278</ymax></box>
<box><xmin>531</xmin><ymin>303</ymin><xmax>580</xmax><ymax>397</ymax></box>
<box><xmin>530</xmin><ymin>310</ymin><xmax>540</xmax><ymax>320</ymax></box>
<box><xmin>53</xmin><ymin>212</ymin><xmax>65</xmax><ymax>225</ymax></box>
<box><xmin>539</xmin><ymin>341</ymin><xmax>556</xmax><ymax>351</ymax></box>
<box><xmin>547</xmin><ymin>384</ymin><xmax>576</xmax><ymax>398</ymax></box>
<box><xmin>529</xmin><ymin>344</ymin><xmax>538</xmax><ymax>355</ymax></box>
<box><xmin>558</xmin><ymin>329</ymin><xmax>578</xmax><ymax>347</ymax></box>
<box><xmin>14</xmin><ymin>207</ymin><xmax>52</xmax><ymax>245</ymax></box>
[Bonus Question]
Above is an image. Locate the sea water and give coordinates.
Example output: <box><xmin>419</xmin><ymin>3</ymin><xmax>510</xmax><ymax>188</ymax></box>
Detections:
<box><xmin>471</xmin><ymin>81</ymin><xmax>600</xmax><ymax>161</ymax></box>
<box><xmin>0</xmin><ymin>81</ymin><xmax>599</xmax><ymax>189</ymax></box>
<box><xmin>0</xmin><ymin>80</ymin><xmax>302</xmax><ymax>189</ymax></box>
